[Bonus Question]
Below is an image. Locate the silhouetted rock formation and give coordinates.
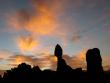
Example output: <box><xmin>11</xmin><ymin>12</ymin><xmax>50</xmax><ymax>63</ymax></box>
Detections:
<box><xmin>55</xmin><ymin>44</ymin><xmax>73</xmax><ymax>72</ymax></box>
<box><xmin>0</xmin><ymin>45</ymin><xmax>110</xmax><ymax>82</ymax></box>
<box><xmin>86</xmin><ymin>48</ymin><xmax>104</xmax><ymax>80</ymax></box>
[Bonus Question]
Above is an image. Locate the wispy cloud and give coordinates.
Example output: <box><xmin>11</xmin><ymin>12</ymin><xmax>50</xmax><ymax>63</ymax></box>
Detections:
<box><xmin>0</xmin><ymin>50</ymin><xmax>13</xmax><ymax>60</ymax></box>
<box><xmin>7</xmin><ymin>0</ymin><xmax>58</xmax><ymax>35</ymax></box>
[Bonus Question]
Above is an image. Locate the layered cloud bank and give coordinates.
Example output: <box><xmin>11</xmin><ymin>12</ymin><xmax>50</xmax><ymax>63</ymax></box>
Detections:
<box><xmin>0</xmin><ymin>50</ymin><xmax>110</xmax><ymax>71</ymax></box>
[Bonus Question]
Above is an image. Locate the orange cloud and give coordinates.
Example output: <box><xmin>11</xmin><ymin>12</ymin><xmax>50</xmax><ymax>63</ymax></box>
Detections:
<box><xmin>0</xmin><ymin>49</ymin><xmax>110</xmax><ymax>71</ymax></box>
<box><xmin>12</xmin><ymin>56</ymin><xmax>25</xmax><ymax>65</ymax></box>
<box><xmin>0</xmin><ymin>50</ymin><xmax>13</xmax><ymax>59</ymax></box>
<box><xmin>7</xmin><ymin>0</ymin><xmax>57</xmax><ymax>35</ymax></box>
<box><xmin>70</xmin><ymin>49</ymin><xmax>87</xmax><ymax>69</ymax></box>
<box><xmin>17</xmin><ymin>36</ymin><xmax>38</xmax><ymax>53</ymax></box>
<box><xmin>26</xmin><ymin>11</ymin><xmax>56</xmax><ymax>35</ymax></box>
<box><xmin>8</xmin><ymin>15</ymin><xmax>21</xmax><ymax>30</ymax></box>
<box><xmin>0</xmin><ymin>49</ymin><xmax>89</xmax><ymax>71</ymax></box>
<box><xmin>8</xmin><ymin>54</ymin><xmax>57</xmax><ymax>70</ymax></box>
<box><xmin>8</xmin><ymin>55</ymin><xmax>34</xmax><ymax>67</ymax></box>
<box><xmin>102</xmin><ymin>55</ymin><xmax>110</xmax><ymax>70</ymax></box>
<box><xmin>6</xmin><ymin>0</ymin><xmax>74</xmax><ymax>49</ymax></box>
<box><xmin>74</xmin><ymin>49</ymin><xmax>86</xmax><ymax>62</ymax></box>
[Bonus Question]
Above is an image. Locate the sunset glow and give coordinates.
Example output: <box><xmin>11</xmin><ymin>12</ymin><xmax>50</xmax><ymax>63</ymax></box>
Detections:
<box><xmin>17</xmin><ymin>36</ymin><xmax>38</xmax><ymax>53</ymax></box>
<box><xmin>0</xmin><ymin>0</ymin><xmax>110</xmax><ymax>71</ymax></box>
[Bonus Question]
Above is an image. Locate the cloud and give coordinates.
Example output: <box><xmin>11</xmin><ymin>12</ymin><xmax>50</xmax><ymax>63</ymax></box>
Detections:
<box><xmin>0</xmin><ymin>50</ymin><xmax>13</xmax><ymax>60</ymax></box>
<box><xmin>7</xmin><ymin>53</ymin><xmax>57</xmax><ymax>70</ymax></box>
<box><xmin>6</xmin><ymin>0</ymin><xmax>72</xmax><ymax>51</ymax></box>
<box><xmin>102</xmin><ymin>55</ymin><xmax>110</xmax><ymax>70</ymax></box>
<box><xmin>0</xmin><ymin>49</ymin><xmax>110</xmax><ymax>71</ymax></box>
<box><xmin>64</xmin><ymin>49</ymin><xmax>87</xmax><ymax>69</ymax></box>
<box><xmin>8</xmin><ymin>55</ymin><xmax>35</xmax><ymax>66</ymax></box>
<box><xmin>70</xmin><ymin>50</ymin><xmax>110</xmax><ymax>71</ymax></box>
<box><xmin>0</xmin><ymin>50</ymin><xmax>14</xmax><ymax>70</ymax></box>
<box><xmin>17</xmin><ymin>36</ymin><xmax>39</xmax><ymax>53</ymax></box>
<box><xmin>7</xmin><ymin>0</ymin><xmax>58</xmax><ymax>35</ymax></box>
<box><xmin>72</xmin><ymin>35</ymin><xmax>82</xmax><ymax>42</ymax></box>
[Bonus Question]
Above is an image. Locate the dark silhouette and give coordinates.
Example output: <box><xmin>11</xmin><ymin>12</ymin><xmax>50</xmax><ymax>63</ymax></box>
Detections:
<box><xmin>86</xmin><ymin>48</ymin><xmax>104</xmax><ymax>80</ymax></box>
<box><xmin>0</xmin><ymin>44</ymin><xmax>110</xmax><ymax>82</ymax></box>
<box><xmin>55</xmin><ymin>44</ymin><xmax>73</xmax><ymax>72</ymax></box>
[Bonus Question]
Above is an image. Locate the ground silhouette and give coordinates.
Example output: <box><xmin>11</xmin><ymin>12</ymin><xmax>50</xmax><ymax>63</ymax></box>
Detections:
<box><xmin>0</xmin><ymin>44</ymin><xmax>110</xmax><ymax>82</ymax></box>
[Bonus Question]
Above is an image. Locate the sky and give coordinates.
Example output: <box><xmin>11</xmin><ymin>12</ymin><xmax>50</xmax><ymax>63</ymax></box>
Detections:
<box><xmin>0</xmin><ymin>0</ymin><xmax>110</xmax><ymax>71</ymax></box>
